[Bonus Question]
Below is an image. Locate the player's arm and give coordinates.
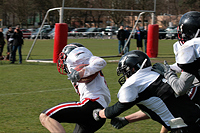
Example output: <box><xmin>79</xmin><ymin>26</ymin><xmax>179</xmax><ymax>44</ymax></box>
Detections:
<box><xmin>169</xmin><ymin>63</ymin><xmax>182</xmax><ymax>73</ymax></box>
<box><xmin>165</xmin><ymin>70</ymin><xmax>195</xmax><ymax>96</ymax></box>
<box><xmin>94</xmin><ymin>101</ymin><xmax>135</xmax><ymax>120</ymax></box>
<box><xmin>152</xmin><ymin>61</ymin><xmax>195</xmax><ymax>96</ymax></box>
<box><xmin>67</xmin><ymin>56</ymin><xmax>106</xmax><ymax>82</ymax></box>
<box><xmin>95</xmin><ymin>103</ymin><xmax>150</xmax><ymax>129</ymax></box>
<box><xmin>83</xmin><ymin>56</ymin><xmax>106</xmax><ymax>77</ymax></box>
<box><xmin>124</xmin><ymin>110</ymin><xmax>150</xmax><ymax>123</ymax></box>
<box><xmin>110</xmin><ymin>110</ymin><xmax>150</xmax><ymax>129</ymax></box>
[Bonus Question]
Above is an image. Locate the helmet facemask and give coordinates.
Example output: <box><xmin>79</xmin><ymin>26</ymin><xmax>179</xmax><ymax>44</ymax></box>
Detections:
<box><xmin>117</xmin><ymin>53</ymin><xmax>149</xmax><ymax>86</ymax></box>
<box><xmin>57</xmin><ymin>52</ymin><xmax>69</xmax><ymax>75</ymax></box>
<box><xmin>178</xmin><ymin>25</ymin><xmax>198</xmax><ymax>44</ymax></box>
<box><xmin>117</xmin><ymin>56</ymin><xmax>136</xmax><ymax>86</ymax></box>
<box><xmin>57</xmin><ymin>43</ymin><xmax>85</xmax><ymax>75</ymax></box>
<box><xmin>178</xmin><ymin>25</ymin><xmax>186</xmax><ymax>45</ymax></box>
<box><xmin>117</xmin><ymin>65</ymin><xmax>134</xmax><ymax>86</ymax></box>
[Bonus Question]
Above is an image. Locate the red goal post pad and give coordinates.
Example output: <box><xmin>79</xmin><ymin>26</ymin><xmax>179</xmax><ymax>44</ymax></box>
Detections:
<box><xmin>146</xmin><ymin>24</ymin><xmax>159</xmax><ymax>58</ymax></box>
<box><xmin>53</xmin><ymin>23</ymin><xmax>68</xmax><ymax>63</ymax></box>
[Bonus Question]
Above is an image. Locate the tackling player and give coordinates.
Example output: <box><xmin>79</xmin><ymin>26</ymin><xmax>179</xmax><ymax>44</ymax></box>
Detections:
<box><xmin>93</xmin><ymin>50</ymin><xmax>200</xmax><ymax>132</ymax></box>
<box><xmin>150</xmin><ymin>11</ymin><xmax>200</xmax><ymax>133</ymax></box>
<box><xmin>173</xmin><ymin>11</ymin><xmax>200</xmax><ymax>81</ymax></box>
<box><xmin>39</xmin><ymin>43</ymin><xmax>111</xmax><ymax>133</ymax></box>
<box><xmin>107</xmin><ymin>11</ymin><xmax>200</xmax><ymax>133</ymax></box>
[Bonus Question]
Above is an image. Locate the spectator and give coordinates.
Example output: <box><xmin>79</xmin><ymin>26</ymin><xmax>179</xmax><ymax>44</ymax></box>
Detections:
<box><xmin>143</xmin><ymin>25</ymin><xmax>148</xmax><ymax>53</ymax></box>
<box><xmin>39</xmin><ymin>43</ymin><xmax>111</xmax><ymax>133</ymax></box>
<box><xmin>6</xmin><ymin>26</ymin><xmax>14</xmax><ymax>61</ymax></box>
<box><xmin>10</xmin><ymin>25</ymin><xmax>23</xmax><ymax>64</ymax></box>
<box><xmin>124</xmin><ymin>26</ymin><xmax>131</xmax><ymax>53</ymax></box>
<box><xmin>117</xmin><ymin>25</ymin><xmax>126</xmax><ymax>56</ymax></box>
<box><xmin>135</xmin><ymin>26</ymin><xmax>143</xmax><ymax>52</ymax></box>
<box><xmin>93</xmin><ymin>50</ymin><xmax>200</xmax><ymax>132</ymax></box>
<box><xmin>0</xmin><ymin>28</ymin><xmax>5</xmax><ymax>60</ymax></box>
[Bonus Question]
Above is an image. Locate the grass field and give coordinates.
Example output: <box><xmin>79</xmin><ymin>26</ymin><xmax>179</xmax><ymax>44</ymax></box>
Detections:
<box><xmin>0</xmin><ymin>38</ymin><xmax>177</xmax><ymax>132</ymax></box>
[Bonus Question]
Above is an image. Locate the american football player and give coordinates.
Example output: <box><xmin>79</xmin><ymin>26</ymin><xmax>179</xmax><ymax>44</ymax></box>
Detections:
<box><xmin>174</xmin><ymin>11</ymin><xmax>200</xmax><ymax>81</ymax></box>
<box><xmin>151</xmin><ymin>11</ymin><xmax>200</xmax><ymax>133</ymax></box>
<box><xmin>152</xmin><ymin>11</ymin><xmax>200</xmax><ymax>101</ymax></box>
<box><xmin>93</xmin><ymin>50</ymin><xmax>200</xmax><ymax>132</ymax></box>
<box><xmin>39</xmin><ymin>43</ymin><xmax>111</xmax><ymax>133</ymax></box>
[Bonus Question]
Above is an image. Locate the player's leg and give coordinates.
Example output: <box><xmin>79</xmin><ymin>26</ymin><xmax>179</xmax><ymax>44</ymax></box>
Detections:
<box><xmin>160</xmin><ymin>125</ymin><xmax>168</xmax><ymax>133</ymax></box>
<box><xmin>39</xmin><ymin>113</ymin><xmax>66</xmax><ymax>133</ymax></box>
<box><xmin>72</xmin><ymin>99</ymin><xmax>106</xmax><ymax>133</ymax></box>
<box><xmin>39</xmin><ymin>100</ymin><xmax>82</xmax><ymax>132</ymax></box>
<box><xmin>39</xmin><ymin>99</ymin><xmax>105</xmax><ymax>133</ymax></box>
<box><xmin>118</xmin><ymin>40</ymin><xmax>122</xmax><ymax>55</ymax></box>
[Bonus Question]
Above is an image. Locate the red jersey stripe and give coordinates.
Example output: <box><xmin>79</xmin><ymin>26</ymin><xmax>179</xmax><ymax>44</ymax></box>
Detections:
<box><xmin>46</xmin><ymin>99</ymin><xmax>89</xmax><ymax>116</ymax></box>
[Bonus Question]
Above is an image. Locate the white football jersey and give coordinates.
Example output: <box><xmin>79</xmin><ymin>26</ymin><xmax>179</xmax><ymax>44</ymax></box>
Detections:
<box><xmin>66</xmin><ymin>47</ymin><xmax>111</xmax><ymax>108</ymax></box>
<box><xmin>118</xmin><ymin>66</ymin><xmax>160</xmax><ymax>103</ymax></box>
<box><xmin>173</xmin><ymin>38</ymin><xmax>200</xmax><ymax>64</ymax></box>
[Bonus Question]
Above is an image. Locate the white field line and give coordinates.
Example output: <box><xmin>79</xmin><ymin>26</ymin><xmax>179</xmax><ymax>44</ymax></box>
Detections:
<box><xmin>0</xmin><ymin>88</ymin><xmax>72</xmax><ymax>96</ymax></box>
<box><xmin>0</xmin><ymin>82</ymin><xmax>118</xmax><ymax>96</ymax></box>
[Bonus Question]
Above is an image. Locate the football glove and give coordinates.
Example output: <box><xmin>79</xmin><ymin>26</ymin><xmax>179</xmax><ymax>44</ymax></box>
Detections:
<box><xmin>67</xmin><ymin>68</ymin><xmax>81</xmax><ymax>82</ymax></box>
<box><xmin>93</xmin><ymin>109</ymin><xmax>102</xmax><ymax>121</ymax></box>
<box><xmin>152</xmin><ymin>60</ymin><xmax>170</xmax><ymax>76</ymax></box>
<box><xmin>152</xmin><ymin>63</ymin><xmax>166</xmax><ymax>75</ymax></box>
<box><xmin>111</xmin><ymin>117</ymin><xmax>129</xmax><ymax>129</ymax></box>
<box><xmin>164</xmin><ymin>60</ymin><xmax>170</xmax><ymax>73</ymax></box>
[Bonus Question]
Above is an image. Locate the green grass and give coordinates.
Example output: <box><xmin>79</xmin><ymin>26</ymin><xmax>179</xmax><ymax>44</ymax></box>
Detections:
<box><xmin>0</xmin><ymin>38</ymin><xmax>177</xmax><ymax>132</ymax></box>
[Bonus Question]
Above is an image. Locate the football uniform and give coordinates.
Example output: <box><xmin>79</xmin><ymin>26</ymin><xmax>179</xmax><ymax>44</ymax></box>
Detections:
<box><xmin>42</xmin><ymin>47</ymin><xmax>111</xmax><ymax>132</ymax></box>
<box><xmin>162</xmin><ymin>43</ymin><xmax>200</xmax><ymax>105</ymax></box>
<box><xmin>166</xmin><ymin>63</ymin><xmax>195</xmax><ymax>96</ymax></box>
<box><xmin>173</xmin><ymin>38</ymin><xmax>200</xmax><ymax>81</ymax></box>
<box><xmin>165</xmin><ymin>65</ymin><xmax>200</xmax><ymax>105</ymax></box>
<box><xmin>104</xmin><ymin>67</ymin><xmax>200</xmax><ymax>131</ymax></box>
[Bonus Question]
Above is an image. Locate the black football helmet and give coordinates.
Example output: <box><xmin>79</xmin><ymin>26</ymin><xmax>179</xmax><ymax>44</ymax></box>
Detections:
<box><xmin>57</xmin><ymin>43</ymin><xmax>84</xmax><ymax>75</ymax></box>
<box><xmin>117</xmin><ymin>50</ymin><xmax>151</xmax><ymax>86</ymax></box>
<box><xmin>178</xmin><ymin>11</ymin><xmax>200</xmax><ymax>44</ymax></box>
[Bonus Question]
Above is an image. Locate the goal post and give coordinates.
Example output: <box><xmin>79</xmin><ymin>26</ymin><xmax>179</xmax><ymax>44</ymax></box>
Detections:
<box><xmin>26</xmin><ymin>0</ymin><xmax>156</xmax><ymax>63</ymax></box>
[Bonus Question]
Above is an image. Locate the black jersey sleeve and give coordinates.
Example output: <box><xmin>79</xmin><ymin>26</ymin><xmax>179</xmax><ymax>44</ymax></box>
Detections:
<box><xmin>104</xmin><ymin>101</ymin><xmax>135</xmax><ymax>119</ymax></box>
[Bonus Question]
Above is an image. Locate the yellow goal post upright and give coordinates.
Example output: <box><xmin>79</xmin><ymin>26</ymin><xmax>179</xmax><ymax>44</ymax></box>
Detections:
<box><xmin>26</xmin><ymin>0</ymin><xmax>156</xmax><ymax>63</ymax></box>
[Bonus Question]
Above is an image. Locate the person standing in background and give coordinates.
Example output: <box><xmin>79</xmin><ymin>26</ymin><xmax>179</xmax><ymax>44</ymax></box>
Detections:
<box><xmin>143</xmin><ymin>26</ymin><xmax>148</xmax><ymax>53</ymax></box>
<box><xmin>10</xmin><ymin>25</ymin><xmax>23</xmax><ymax>64</ymax></box>
<box><xmin>6</xmin><ymin>26</ymin><xmax>14</xmax><ymax>61</ymax></box>
<box><xmin>0</xmin><ymin>28</ymin><xmax>5</xmax><ymax>60</ymax></box>
<box><xmin>117</xmin><ymin>25</ymin><xmax>126</xmax><ymax>56</ymax></box>
<box><xmin>135</xmin><ymin>26</ymin><xmax>143</xmax><ymax>52</ymax></box>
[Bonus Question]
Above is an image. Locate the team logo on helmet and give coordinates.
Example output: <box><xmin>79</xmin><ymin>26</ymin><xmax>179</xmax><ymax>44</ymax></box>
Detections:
<box><xmin>117</xmin><ymin>50</ymin><xmax>151</xmax><ymax>86</ymax></box>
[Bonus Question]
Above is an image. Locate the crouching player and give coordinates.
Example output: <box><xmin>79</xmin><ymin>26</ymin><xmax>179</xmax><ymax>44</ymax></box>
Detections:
<box><xmin>39</xmin><ymin>43</ymin><xmax>111</xmax><ymax>133</ymax></box>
